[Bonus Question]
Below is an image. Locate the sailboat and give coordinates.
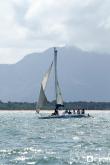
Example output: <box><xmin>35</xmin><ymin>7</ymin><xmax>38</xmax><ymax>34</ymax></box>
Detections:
<box><xmin>37</xmin><ymin>48</ymin><xmax>90</xmax><ymax>119</ymax></box>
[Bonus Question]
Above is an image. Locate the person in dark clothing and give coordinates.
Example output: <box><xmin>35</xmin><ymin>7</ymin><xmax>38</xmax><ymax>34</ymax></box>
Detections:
<box><xmin>68</xmin><ymin>110</ymin><xmax>72</xmax><ymax>114</ymax></box>
<box><xmin>51</xmin><ymin>109</ymin><xmax>59</xmax><ymax>116</ymax></box>
<box><xmin>77</xmin><ymin>109</ymin><xmax>80</xmax><ymax>114</ymax></box>
<box><xmin>81</xmin><ymin>109</ymin><xmax>85</xmax><ymax>114</ymax></box>
<box><xmin>54</xmin><ymin>109</ymin><xmax>59</xmax><ymax>115</ymax></box>
<box><xmin>73</xmin><ymin>109</ymin><xmax>76</xmax><ymax>114</ymax></box>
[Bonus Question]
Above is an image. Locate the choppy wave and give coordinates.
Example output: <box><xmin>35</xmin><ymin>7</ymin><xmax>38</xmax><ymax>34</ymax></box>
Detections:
<box><xmin>0</xmin><ymin>111</ymin><xmax>110</xmax><ymax>164</ymax></box>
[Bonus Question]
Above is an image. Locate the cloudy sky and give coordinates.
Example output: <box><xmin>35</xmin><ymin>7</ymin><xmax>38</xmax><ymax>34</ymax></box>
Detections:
<box><xmin>0</xmin><ymin>0</ymin><xmax>110</xmax><ymax>63</ymax></box>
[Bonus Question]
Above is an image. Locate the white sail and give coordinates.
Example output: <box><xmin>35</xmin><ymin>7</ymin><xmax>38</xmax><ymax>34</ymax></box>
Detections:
<box><xmin>37</xmin><ymin>62</ymin><xmax>53</xmax><ymax>109</ymax></box>
<box><xmin>56</xmin><ymin>80</ymin><xmax>63</xmax><ymax>105</ymax></box>
<box><xmin>41</xmin><ymin>62</ymin><xmax>53</xmax><ymax>90</ymax></box>
<box><xmin>54</xmin><ymin>48</ymin><xmax>63</xmax><ymax>106</ymax></box>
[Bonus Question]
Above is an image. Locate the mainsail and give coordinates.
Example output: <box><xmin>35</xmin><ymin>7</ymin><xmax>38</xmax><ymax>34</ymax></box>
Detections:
<box><xmin>56</xmin><ymin>80</ymin><xmax>63</xmax><ymax>105</ymax></box>
<box><xmin>37</xmin><ymin>62</ymin><xmax>53</xmax><ymax>109</ymax></box>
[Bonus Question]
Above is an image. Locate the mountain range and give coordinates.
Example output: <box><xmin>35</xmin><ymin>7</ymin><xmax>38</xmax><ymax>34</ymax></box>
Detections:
<box><xmin>0</xmin><ymin>46</ymin><xmax>110</xmax><ymax>102</ymax></box>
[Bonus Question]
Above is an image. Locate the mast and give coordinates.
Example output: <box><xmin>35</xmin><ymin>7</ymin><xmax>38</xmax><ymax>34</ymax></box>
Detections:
<box><xmin>54</xmin><ymin>47</ymin><xmax>58</xmax><ymax>106</ymax></box>
<box><xmin>54</xmin><ymin>47</ymin><xmax>64</xmax><ymax>109</ymax></box>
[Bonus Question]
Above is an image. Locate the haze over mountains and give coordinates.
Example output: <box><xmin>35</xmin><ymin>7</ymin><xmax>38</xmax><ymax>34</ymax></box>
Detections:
<box><xmin>0</xmin><ymin>46</ymin><xmax>110</xmax><ymax>102</ymax></box>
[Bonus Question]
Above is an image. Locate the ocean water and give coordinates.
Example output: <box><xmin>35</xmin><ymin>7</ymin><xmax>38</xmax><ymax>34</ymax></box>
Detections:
<box><xmin>0</xmin><ymin>111</ymin><xmax>110</xmax><ymax>165</ymax></box>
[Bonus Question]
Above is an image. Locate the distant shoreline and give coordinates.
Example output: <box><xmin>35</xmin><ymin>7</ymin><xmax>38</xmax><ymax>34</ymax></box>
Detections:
<box><xmin>1</xmin><ymin>101</ymin><xmax>110</xmax><ymax>110</ymax></box>
<box><xmin>0</xmin><ymin>109</ymin><xmax>110</xmax><ymax>112</ymax></box>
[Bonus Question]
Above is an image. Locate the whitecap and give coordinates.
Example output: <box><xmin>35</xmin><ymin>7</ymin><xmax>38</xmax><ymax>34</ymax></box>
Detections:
<box><xmin>72</xmin><ymin>136</ymin><xmax>80</xmax><ymax>142</ymax></box>
<box><xmin>16</xmin><ymin>156</ymin><xmax>26</xmax><ymax>161</ymax></box>
<box><xmin>27</xmin><ymin>162</ymin><xmax>36</xmax><ymax>165</ymax></box>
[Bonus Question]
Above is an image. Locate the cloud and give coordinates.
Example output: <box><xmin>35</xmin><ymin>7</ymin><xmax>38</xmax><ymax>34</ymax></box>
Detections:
<box><xmin>0</xmin><ymin>48</ymin><xmax>37</xmax><ymax>64</ymax></box>
<box><xmin>0</xmin><ymin>0</ymin><xmax>110</xmax><ymax>63</ymax></box>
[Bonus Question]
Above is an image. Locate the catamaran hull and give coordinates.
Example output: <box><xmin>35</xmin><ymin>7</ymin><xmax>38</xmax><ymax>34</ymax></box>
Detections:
<box><xmin>38</xmin><ymin>114</ymin><xmax>91</xmax><ymax>119</ymax></box>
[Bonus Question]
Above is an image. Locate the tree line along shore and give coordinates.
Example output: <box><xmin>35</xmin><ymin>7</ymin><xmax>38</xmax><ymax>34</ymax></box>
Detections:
<box><xmin>0</xmin><ymin>101</ymin><xmax>110</xmax><ymax>110</ymax></box>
